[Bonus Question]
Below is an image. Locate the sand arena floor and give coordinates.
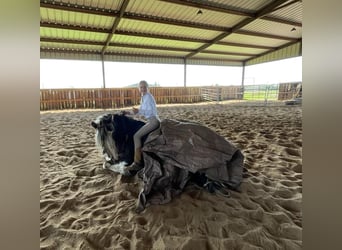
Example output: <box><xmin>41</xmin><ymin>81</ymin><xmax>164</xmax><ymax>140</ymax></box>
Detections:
<box><xmin>40</xmin><ymin>101</ymin><xmax>302</xmax><ymax>250</ymax></box>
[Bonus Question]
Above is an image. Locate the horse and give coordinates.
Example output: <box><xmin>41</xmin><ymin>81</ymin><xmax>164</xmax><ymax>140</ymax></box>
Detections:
<box><xmin>91</xmin><ymin>112</ymin><xmax>245</xmax><ymax>212</ymax></box>
<box><xmin>91</xmin><ymin>113</ymin><xmax>148</xmax><ymax>176</ymax></box>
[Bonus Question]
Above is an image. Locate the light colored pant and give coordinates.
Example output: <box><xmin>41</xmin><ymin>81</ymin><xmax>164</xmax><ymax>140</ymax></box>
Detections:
<box><xmin>133</xmin><ymin>116</ymin><xmax>160</xmax><ymax>150</ymax></box>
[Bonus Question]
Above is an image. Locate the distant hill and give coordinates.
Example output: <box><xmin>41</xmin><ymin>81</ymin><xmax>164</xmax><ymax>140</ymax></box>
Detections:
<box><xmin>125</xmin><ymin>82</ymin><xmax>161</xmax><ymax>88</ymax></box>
<box><xmin>125</xmin><ymin>83</ymin><xmax>139</xmax><ymax>88</ymax></box>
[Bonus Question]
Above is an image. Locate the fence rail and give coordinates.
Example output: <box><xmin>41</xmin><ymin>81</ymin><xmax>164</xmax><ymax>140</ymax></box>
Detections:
<box><xmin>40</xmin><ymin>83</ymin><xmax>301</xmax><ymax>110</ymax></box>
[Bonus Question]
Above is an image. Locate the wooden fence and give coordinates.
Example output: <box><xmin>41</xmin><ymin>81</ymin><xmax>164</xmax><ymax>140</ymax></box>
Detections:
<box><xmin>40</xmin><ymin>87</ymin><xmax>203</xmax><ymax>110</ymax></box>
<box><xmin>40</xmin><ymin>83</ymin><xmax>301</xmax><ymax>111</ymax></box>
<box><xmin>278</xmin><ymin>82</ymin><xmax>302</xmax><ymax>100</ymax></box>
<box><xmin>200</xmin><ymin>86</ymin><xmax>243</xmax><ymax>101</ymax></box>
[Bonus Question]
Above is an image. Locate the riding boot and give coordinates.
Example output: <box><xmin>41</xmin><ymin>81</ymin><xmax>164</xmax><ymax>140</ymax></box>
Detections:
<box><xmin>133</xmin><ymin>148</ymin><xmax>142</xmax><ymax>166</ymax></box>
<box><xmin>125</xmin><ymin>148</ymin><xmax>143</xmax><ymax>175</ymax></box>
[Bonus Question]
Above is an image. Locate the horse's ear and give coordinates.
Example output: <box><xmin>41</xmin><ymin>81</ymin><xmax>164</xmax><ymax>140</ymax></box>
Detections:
<box><xmin>91</xmin><ymin>121</ymin><xmax>97</xmax><ymax>129</ymax></box>
<box><xmin>103</xmin><ymin>114</ymin><xmax>112</xmax><ymax>122</ymax></box>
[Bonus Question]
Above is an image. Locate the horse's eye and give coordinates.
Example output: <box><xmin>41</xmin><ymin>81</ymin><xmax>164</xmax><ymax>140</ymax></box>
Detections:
<box><xmin>106</xmin><ymin>123</ymin><xmax>114</xmax><ymax>132</ymax></box>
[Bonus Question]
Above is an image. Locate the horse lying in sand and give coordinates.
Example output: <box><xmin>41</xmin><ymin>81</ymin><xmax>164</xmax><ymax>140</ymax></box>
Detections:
<box><xmin>91</xmin><ymin>112</ymin><xmax>147</xmax><ymax>176</ymax></box>
<box><xmin>91</xmin><ymin>113</ymin><xmax>245</xmax><ymax>212</ymax></box>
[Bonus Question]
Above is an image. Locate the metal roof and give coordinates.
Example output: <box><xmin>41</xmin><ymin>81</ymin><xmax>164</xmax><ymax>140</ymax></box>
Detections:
<box><xmin>40</xmin><ymin>0</ymin><xmax>302</xmax><ymax>66</ymax></box>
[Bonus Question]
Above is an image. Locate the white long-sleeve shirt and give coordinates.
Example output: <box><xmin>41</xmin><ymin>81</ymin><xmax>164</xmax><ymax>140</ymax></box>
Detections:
<box><xmin>138</xmin><ymin>92</ymin><xmax>159</xmax><ymax>119</ymax></box>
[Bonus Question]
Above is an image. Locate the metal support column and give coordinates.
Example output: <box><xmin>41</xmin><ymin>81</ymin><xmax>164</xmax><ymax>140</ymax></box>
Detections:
<box><xmin>101</xmin><ymin>53</ymin><xmax>106</xmax><ymax>89</ymax></box>
<box><xmin>183</xmin><ymin>58</ymin><xmax>187</xmax><ymax>87</ymax></box>
<box><xmin>241</xmin><ymin>62</ymin><xmax>246</xmax><ymax>100</ymax></box>
<box><xmin>100</xmin><ymin>53</ymin><xmax>106</xmax><ymax>109</ymax></box>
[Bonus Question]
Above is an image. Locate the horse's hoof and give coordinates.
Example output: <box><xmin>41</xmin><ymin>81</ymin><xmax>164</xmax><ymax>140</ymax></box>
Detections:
<box><xmin>127</xmin><ymin>162</ymin><xmax>143</xmax><ymax>171</ymax></box>
<box><xmin>122</xmin><ymin>169</ymin><xmax>133</xmax><ymax>177</ymax></box>
<box><xmin>135</xmin><ymin>206</ymin><xmax>144</xmax><ymax>214</ymax></box>
<box><xmin>129</xmin><ymin>170</ymin><xmax>139</xmax><ymax>176</ymax></box>
<box><xmin>103</xmin><ymin>162</ymin><xmax>110</xmax><ymax>169</ymax></box>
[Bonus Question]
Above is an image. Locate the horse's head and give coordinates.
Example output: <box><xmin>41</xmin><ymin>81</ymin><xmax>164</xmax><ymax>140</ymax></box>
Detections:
<box><xmin>91</xmin><ymin>113</ymin><xmax>145</xmax><ymax>165</ymax></box>
<box><xmin>91</xmin><ymin>113</ymin><xmax>119</xmax><ymax>163</ymax></box>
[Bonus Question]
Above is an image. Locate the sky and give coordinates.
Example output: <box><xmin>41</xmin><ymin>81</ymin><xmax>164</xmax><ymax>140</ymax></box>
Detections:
<box><xmin>40</xmin><ymin>56</ymin><xmax>302</xmax><ymax>89</ymax></box>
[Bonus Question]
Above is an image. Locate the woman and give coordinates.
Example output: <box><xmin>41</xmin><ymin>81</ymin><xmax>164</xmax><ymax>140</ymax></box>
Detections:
<box><xmin>125</xmin><ymin>80</ymin><xmax>160</xmax><ymax>171</ymax></box>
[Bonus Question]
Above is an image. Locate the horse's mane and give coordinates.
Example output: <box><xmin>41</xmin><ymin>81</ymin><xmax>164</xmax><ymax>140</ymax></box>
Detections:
<box><xmin>113</xmin><ymin>114</ymin><xmax>147</xmax><ymax>163</ymax></box>
<box><xmin>112</xmin><ymin>114</ymin><xmax>145</xmax><ymax>139</ymax></box>
<box><xmin>91</xmin><ymin>113</ymin><xmax>146</xmax><ymax>165</ymax></box>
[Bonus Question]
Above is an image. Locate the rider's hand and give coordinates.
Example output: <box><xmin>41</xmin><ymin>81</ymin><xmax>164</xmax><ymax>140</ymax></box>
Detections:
<box><xmin>132</xmin><ymin>107</ymin><xmax>139</xmax><ymax>114</ymax></box>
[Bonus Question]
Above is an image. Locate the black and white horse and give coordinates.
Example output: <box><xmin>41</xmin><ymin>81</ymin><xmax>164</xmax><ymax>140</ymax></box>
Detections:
<box><xmin>91</xmin><ymin>112</ymin><xmax>246</xmax><ymax>210</ymax></box>
<box><xmin>91</xmin><ymin>113</ymin><xmax>147</xmax><ymax>176</ymax></box>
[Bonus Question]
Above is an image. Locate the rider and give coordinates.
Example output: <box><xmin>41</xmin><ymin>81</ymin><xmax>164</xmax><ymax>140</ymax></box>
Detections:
<box><xmin>125</xmin><ymin>80</ymin><xmax>160</xmax><ymax>171</ymax></box>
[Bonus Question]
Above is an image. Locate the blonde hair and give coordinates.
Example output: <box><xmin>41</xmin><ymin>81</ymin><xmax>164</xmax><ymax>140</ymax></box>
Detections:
<box><xmin>139</xmin><ymin>80</ymin><xmax>148</xmax><ymax>88</ymax></box>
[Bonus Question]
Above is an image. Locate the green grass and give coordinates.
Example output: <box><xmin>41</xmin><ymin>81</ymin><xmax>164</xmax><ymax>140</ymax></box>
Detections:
<box><xmin>243</xmin><ymin>89</ymin><xmax>279</xmax><ymax>100</ymax></box>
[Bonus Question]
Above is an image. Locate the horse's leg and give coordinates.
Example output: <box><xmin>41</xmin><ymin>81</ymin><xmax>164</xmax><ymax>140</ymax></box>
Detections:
<box><xmin>103</xmin><ymin>153</ymin><xmax>112</xmax><ymax>163</ymax></box>
<box><xmin>104</xmin><ymin>161</ymin><xmax>130</xmax><ymax>175</ymax></box>
<box><xmin>103</xmin><ymin>161</ymin><xmax>111</xmax><ymax>169</ymax></box>
<box><xmin>100</xmin><ymin>151</ymin><xmax>126</xmax><ymax>175</ymax></box>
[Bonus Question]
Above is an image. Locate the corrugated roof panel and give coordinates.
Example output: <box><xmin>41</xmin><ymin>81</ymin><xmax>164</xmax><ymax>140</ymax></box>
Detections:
<box><xmin>84</xmin><ymin>31</ymin><xmax>107</xmax><ymax>41</ymax></box>
<box><xmin>209</xmin><ymin>0</ymin><xmax>273</xmax><ymax>12</ymax></box>
<box><xmin>110</xmin><ymin>34</ymin><xmax>202</xmax><ymax>49</ymax></box>
<box><xmin>268</xmin><ymin>1</ymin><xmax>302</xmax><ymax>23</ymax></box>
<box><xmin>118</xmin><ymin>19</ymin><xmax>221</xmax><ymax>40</ymax></box>
<box><xmin>77</xmin><ymin>30</ymin><xmax>107</xmax><ymax>41</ymax></box>
<box><xmin>54</xmin><ymin>8</ymin><xmax>63</xmax><ymax>23</ymax></box>
<box><xmin>246</xmin><ymin>42</ymin><xmax>301</xmax><ymax>65</ymax></box>
<box><xmin>40</xmin><ymin>7</ymin><xmax>48</xmax><ymax>20</ymax></box>
<box><xmin>187</xmin><ymin>58</ymin><xmax>242</xmax><ymax>66</ymax></box>
<box><xmin>40</xmin><ymin>27</ymin><xmax>53</xmax><ymax>38</ymax></box>
<box><xmin>40</xmin><ymin>27</ymin><xmax>108</xmax><ymax>42</ymax></box>
<box><xmin>205</xmin><ymin>44</ymin><xmax>267</xmax><ymax>55</ymax></box>
<box><xmin>40</xmin><ymin>8</ymin><xmax>114</xmax><ymax>29</ymax></box>
<box><xmin>106</xmin><ymin>46</ymin><xmax>187</xmax><ymax>57</ymax></box>
<box><xmin>41</xmin><ymin>42</ymin><xmax>103</xmax><ymax>52</ymax></box>
<box><xmin>127</xmin><ymin>0</ymin><xmax>245</xmax><ymax>28</ymax></box>
<box><xmin>242</xmin><ymin>19</ymin><xmax>301</xmax><ymax>39</ymax></box>
<box><xmin>41</xmin><ymin>50</ymin><xmax>102</xmax><ymax>61</ymax></box>
<box><xmin>223</xmin><ymin>33</ymin><xmax>288</xmax><ymax>47</ymax></box>
<box><xmin>94</xmin><ymin>0</ymin><xmax>123</xmax><ymax>10</ymax></box>
<box><xmin>42</xmin><ymin>8</ymin><xmax>57</xmax><ymax>23</ymax></box>
<box><xmin>85</xmin><ymin>13</ymin><xmax>114</xmax><ymax>29</ymax></box>
<box><xmin>193</xmin><ymin>52</ymin><xmax>249</xmax><ymax>61</ymax></box>
<box><xmin>104</xmin><ymin>54</ymin><xmax>184</xmax><ymax>64</ymax></box>
<box><xmin>55</xmin><ymin>0</ymin><xmax>123</xmax><ymax>10</ymax></box>
<box><xmin>40</xmin><ymin>0</ymin><xmax>302</xmax><ymax>66</ymax></box>
<box><xmin>96</xmin><ymin>15</ymin><xmax>114</xmax><ymax>30</ymax></box>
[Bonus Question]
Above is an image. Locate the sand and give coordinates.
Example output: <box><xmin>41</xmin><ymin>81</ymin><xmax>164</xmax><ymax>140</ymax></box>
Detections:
<box><xmin>40</xmin><ymin>101</ymin><xmax>302</xmax><ymax>250</ymax></box>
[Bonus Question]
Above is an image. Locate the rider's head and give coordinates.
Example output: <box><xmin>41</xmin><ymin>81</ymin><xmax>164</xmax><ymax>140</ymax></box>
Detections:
<box><xmin>138</xmin><ymin>80</ymin><xmax>148</xmax><ymax>95</ymax></box>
